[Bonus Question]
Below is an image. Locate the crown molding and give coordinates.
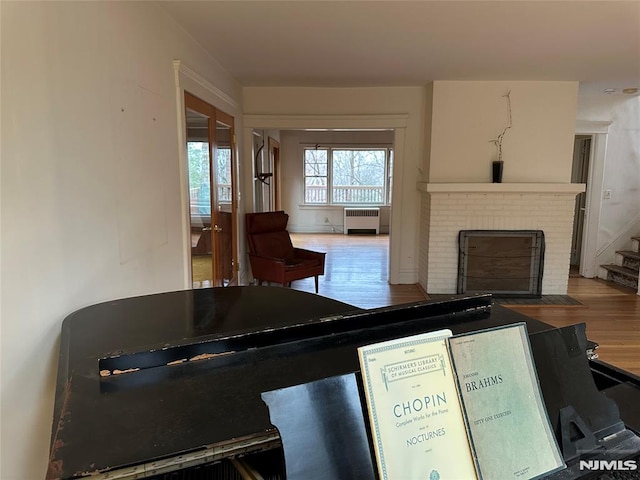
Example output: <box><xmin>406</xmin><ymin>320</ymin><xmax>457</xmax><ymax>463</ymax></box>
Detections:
<box><xmin>173</xmin><ymin>60</ymin><xmax>239</xmax><ymax>110</ymax></box>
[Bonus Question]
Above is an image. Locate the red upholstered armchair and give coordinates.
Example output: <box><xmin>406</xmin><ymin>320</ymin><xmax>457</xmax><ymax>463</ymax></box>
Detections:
<box><xmin>246</xmin><ymin>211</ymin><xmax>326</xmax><ymax>293</ymax></box>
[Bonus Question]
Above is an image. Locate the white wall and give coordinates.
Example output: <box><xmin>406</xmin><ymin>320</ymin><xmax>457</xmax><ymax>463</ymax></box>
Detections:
<box><xmin>420</xmin><ymin>81</ymin><xmax>581</xmax><ymax>293</ymax></box>
<box><xmin>429</xmin><ymin>81</ymin><xmax>579</xmax><ymax>183</ymax></box>
<box><xmin>243</xmin><ymin>86</ymin><xmax>426</xmax><ymax>283</ymax></box>
<box><xmin>0</xmin><ymin>2</ymin><xmax>242</xmax><ymax>479</ymax></box>
<box><xmin>576</xmin><ymin>94</ymin><xmax>640</xmax><ymax>272</ymax></box>
<box><xmin>279</xmin><ymin>130</ymin><xmax>394</xmax><ymax>233</ymax></box>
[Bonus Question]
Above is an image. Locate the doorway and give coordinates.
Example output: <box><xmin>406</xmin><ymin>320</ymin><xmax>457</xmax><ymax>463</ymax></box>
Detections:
<box><xmin>574</xmin><ymin>120</ymin><xmax>611</xmax><ymax>278</ymax></box>
<box><xmin>251</xmin><ymin>128</ymin><xmax>395</xmax><ymax>292</ymax></box>
<box><xmin>269</xmin><ymin>137</ymin><xmax>281</xmax><ymax>211</ymax></box>
<box><xmin>571</xmin><ymin>135</ymin><xmax>591</xmax><ymax>268</ymax></box>
<box><xmin>243</xmin><ymin>115</ymin><xmax>408</xmax><ymax>284</ymax></box>
<box><xmin>252</xmin><ymin>132</ymin><xmax>281</xmax><ymax>213</ymax></box>
<box><xmin>185</xmin><ymin>92</ymin><xmax>237</xmax><ymax>287</ymax></box>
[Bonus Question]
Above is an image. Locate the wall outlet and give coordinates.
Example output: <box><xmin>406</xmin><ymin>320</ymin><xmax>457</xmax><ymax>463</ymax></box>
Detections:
<box><xmin>604</xmin><ymin>189</ymin><xmax>613</xmax><ymax>199</ymax></box>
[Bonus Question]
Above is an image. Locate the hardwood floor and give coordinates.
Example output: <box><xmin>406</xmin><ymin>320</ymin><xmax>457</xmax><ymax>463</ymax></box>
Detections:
<box><xmin>288</xmin><ymin>233</ymin><xmax>640</xmax><ymax>377</ymax></box>
<box><xmin>192</xmin><ymin>255</ymin><xmax>213</xmax><ymax>288</ymax></box>
<box><xmin>289</xmin><ymin>233</ymin><xmax>427</xmax><ymax>308</ymax></box>
<box><xmin>508</xmin><ymin>277</ymin><xmax>640</xmax><ymax>377</ymax></box>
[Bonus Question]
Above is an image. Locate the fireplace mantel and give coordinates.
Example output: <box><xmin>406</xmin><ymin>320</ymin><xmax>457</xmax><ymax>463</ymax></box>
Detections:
<box><xmin>418</xmin><ymin>182</ymin><xmax>585</xmax><ymax>194</ymax></box>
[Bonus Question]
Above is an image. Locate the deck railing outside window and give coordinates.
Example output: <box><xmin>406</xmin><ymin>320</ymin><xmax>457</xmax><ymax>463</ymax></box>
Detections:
<box><xmin>305</xmin><ymin>185</ymin><xmax>384</xmax><ymax>204</ymax></box>
<box><xmin>190</xmin><ymin>184</ymin><xmax>232</xmax><ymax>213</ymax></box>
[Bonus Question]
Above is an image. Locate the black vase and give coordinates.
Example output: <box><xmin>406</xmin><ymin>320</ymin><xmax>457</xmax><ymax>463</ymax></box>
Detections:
<box><xmin>492</xmin><ymin>160</ymin><xmax>504</xmax><ymax>183</ymax></box>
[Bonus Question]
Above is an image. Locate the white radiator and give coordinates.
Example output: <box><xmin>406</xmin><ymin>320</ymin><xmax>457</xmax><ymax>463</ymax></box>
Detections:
<box><xmin>343</xmin><ymin>208</ymin><xmax>380</xmax><ymax>234</ymax></box>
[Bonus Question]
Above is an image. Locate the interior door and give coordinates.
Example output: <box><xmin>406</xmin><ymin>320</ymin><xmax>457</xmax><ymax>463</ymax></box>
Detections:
<box><xmin>213</xmin><ymin>112</ymin><xmax>237</xmax><ymax>285</ymax></box>
<box><xmin>184</xmin><ymin>92</ymin><xmax>237</xmax><ymax>287</ymax></box>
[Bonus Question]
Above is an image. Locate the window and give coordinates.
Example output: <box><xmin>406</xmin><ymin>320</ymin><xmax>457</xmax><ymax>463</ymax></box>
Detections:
<box><xmin>215</xmin><ymin>146</ymin><xmax>232</xmax><ymax>204</ymax></box>
<box><xmin>187</xmin><ymin>143</ymin><xmax>232</xmax><ymax>216</ymax></box>
<box><xmin>187</xmin><ymin>141</ymin><xmax>211</xmax><ymax>215</ymax></box>
<box><xmin>303</xmin><ymin>147</ymin><xmax>393</xmax><ymax>205</ymax></box>
<box><xmin>304</xmin><ymin>149</ymin><xmax>328</xmax><ymax>204</ymax></box>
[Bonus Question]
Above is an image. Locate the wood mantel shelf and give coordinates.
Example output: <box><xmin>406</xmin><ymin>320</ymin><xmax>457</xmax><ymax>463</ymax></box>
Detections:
<box><xmin>417</xmin><ymin>182</ymin><xmax>586</xmax><ymax>194</ymax></box>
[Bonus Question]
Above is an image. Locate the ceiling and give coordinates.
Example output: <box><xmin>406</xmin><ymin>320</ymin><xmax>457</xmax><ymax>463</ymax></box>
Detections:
<box><xmin>159</xmin><ymin>1</ymin><xmax>640</xmax><ymax>93</ymax></box>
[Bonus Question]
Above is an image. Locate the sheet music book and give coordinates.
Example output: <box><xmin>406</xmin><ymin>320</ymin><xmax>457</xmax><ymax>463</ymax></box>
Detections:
<box><xmin>448</xmin><ymin>323</ymin><xmax>565</xmax><ymax>480</ymax></box>
<box><xmin>358</xmin><ymin>329</ymin><xmax>478</xmax><ymax>480</ymax></box>
<box><xmin>358</xmin><ymin>324</ymin><xmax>565</xmax><ymax>480</ymax></box>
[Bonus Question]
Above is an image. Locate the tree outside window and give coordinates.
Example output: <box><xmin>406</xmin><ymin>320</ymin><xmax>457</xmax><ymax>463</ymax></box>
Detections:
<box><xmin>304</xmin><ymin>149</ymin><xmax>328</xmax><ymax>204</ymax></box>
<box><xmin>303</xmin><ymin>147</ymin><xmax>392</xmax><ymax>205</ymax></box>
<box><xmin>188</xmin><ymin>142</ymin><xmax>233</xmax><ymax>214</ymax></box>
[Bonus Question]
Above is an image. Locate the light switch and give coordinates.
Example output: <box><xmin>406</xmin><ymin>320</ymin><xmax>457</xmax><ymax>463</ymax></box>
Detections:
<box><xmin>604</xmin><ymin>189</ymin><xmax>613</xmax><ymax>199</ymax></box>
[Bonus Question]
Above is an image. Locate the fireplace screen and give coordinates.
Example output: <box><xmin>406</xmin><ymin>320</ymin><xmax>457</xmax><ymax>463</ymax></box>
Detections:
<box><xmin>457</xmin><ymin>230</ymin><xmax>545</xmax><ymax>297</ymax></box>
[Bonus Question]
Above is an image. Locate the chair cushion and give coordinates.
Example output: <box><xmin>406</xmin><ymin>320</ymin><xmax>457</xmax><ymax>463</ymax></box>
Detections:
<box><xmin>284</xmin><ymin>258</ymin><xmax>321</xmax><ymax>271</ymax></box>
<box><xmin>252</xmin><ymin>231</ymin><xmax>295</xmax><ymax>259</ymax></box>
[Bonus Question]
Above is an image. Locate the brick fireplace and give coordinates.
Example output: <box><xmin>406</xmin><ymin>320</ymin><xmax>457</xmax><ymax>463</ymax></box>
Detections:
<box><xmin>418</xmin><ymin>183</ymin><xmax>585</xmax><ymax>295</ymax></box>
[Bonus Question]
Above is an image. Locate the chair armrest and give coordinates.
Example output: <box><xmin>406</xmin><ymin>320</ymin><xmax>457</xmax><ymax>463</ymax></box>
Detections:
<box><xmin>293</xmin><ymin>248</ymin><xmax>326</xmax><ymax>261</ymax></box>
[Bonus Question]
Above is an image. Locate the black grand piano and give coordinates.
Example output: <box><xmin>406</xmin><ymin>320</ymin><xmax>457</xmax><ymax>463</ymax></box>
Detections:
<box><xmin>47</xmin><ymin>287</ymin><xmax>640</xmax><ymax>480</ymax></box>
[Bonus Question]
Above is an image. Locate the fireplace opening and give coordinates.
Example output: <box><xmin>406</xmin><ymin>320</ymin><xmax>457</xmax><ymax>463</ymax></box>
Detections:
<box><xmin>457</xmin><ymin>230</ymin><xmax>545</xmax><ymax>297</ymax></box>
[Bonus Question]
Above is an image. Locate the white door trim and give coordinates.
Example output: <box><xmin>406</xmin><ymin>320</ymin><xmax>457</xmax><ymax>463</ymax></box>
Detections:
<box><xmin>575</xmin><ymin>119</ymin><xmax>612</xmax><ymax>278</ymax></box>
<box><xmin>173</xmin><ymin>60</ymin><xmax>241</xmax><ymax>288</ymax></box>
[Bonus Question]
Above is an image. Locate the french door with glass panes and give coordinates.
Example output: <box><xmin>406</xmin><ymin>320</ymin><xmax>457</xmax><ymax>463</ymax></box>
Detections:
<box><xmin>184</xmin><ymin>92</ymin><xmax>237</xmax><ymax>287</ymax></box>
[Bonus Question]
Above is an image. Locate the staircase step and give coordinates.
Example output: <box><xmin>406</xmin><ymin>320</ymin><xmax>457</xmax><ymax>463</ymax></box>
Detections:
<box><xmin>602</xmin><ymin>264</ymin><xmax>639</xmax><ymax>278</ymax></box>
<box><xmin>602</xmin><ymin>264</ymin><xmax>639</xmax><ymax>290</ymax></box>
<box><xmin>617</xmin><ymin>250</ymin><xmax>640</xmax><ymax>272</ymax></box>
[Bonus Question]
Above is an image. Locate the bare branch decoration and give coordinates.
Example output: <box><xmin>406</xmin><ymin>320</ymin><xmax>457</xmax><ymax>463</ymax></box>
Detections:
<box><xmin>490</xmin><ymin>90</ymin><xmax>512</xmax><ymax>162</ymax></box>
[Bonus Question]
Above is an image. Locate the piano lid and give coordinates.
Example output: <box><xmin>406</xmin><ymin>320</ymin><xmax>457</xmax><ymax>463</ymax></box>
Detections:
<box><xmin>48</xmin><ymin>287</ymin><xmax>550</xmax><ymax>479</ymax></box>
